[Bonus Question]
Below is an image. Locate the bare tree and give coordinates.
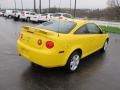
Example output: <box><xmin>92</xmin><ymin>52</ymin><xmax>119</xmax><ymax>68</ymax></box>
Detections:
<box><xmin>107</xmin><ymin>0</ymin><xmax>120</xmax><ymax>7</ymax></box>
<box><xmin>34</xmin><ymin>0</ymin><xmax>36</xmax><ymax>12</ymax></box>
<box><xmin>106</xmin><ymin>0</ymin><xmax>120</xmax><ymax>20</ymax></box>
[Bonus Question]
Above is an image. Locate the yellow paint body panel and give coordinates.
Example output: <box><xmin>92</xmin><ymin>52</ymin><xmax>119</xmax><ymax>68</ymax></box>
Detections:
<box><xmin>17</xmin><ymin>19</ymin><xmax>109</xmax><ymax>68</ymax></box>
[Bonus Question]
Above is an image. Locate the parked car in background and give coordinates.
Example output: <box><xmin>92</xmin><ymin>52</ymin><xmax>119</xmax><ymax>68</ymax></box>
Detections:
<box><xmin>0</xmin><ymin>11</ymin><xmax>4</xmax><ymax>16</ymax></box>
<box><xmin>17</xmin><ymin>19</ymin><xmax>109</xmax><ymax>72</ymax></box>
<box><xmin>53</xmin><ymin>13</ymin><xmax>73</xmax><ymax>19</ymax></box>
<box><xmin>4</xmin><ymin>10</ymin><xmax>17</xmax><ymax>18</ymax></box>
<box><xmin>40</xmin><ymin>13</ymin><xmax>54</xmax><ymax>21</ymax></box>
<box><xmin>20</xmin><ymin>11</ymin><xmax>36</xmax><ymax>21</ymax></box>
<box><xmin>13</xmin><ymin>11</ymin><xmax>22</xmax><ymax>20</ymax></box>
<box><xmin>30</xmin><ymin>14</ymin><xmax>42</xmax><ymax>22</ymax></box>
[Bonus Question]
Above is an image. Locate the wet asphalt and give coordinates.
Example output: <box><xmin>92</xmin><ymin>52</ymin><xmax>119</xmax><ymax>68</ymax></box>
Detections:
<box><xmin>0</xmin><ymin>17</ymin><xmax>120</xmax><ymax>90</ymax></box>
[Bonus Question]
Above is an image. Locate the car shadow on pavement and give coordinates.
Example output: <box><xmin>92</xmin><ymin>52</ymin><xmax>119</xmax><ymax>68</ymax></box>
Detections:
<box><xmin>19</xmin><ymin>50</ymin><xmax>107</xmax><ymax>89</ymax></box>
<box><xmin>22</xmin><ymin>50</ymin><xmax>106</xmax><ymax>74</ymax></box>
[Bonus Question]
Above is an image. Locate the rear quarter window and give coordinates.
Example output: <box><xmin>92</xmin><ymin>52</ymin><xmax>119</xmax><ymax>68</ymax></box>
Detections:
<box><xmin>54</xmin><ymin>14</ymin><xmax>61</xmax><ymax>17</ymax></box>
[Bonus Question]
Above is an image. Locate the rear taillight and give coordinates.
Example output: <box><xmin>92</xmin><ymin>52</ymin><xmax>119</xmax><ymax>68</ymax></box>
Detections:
<box><xmin>46</xmin><ymin>41</ymin><xmax>54</xmax><ymax>49</ymax></box>
<box><xmin>37</xmin><ymin>39</ymin><xmax>42</xmax><ymax>45</ymax></box>
<box><xmin>59</xmin><ymin>16</ymin><xmax>63</xmax><ymax>19</ymax></box>
<box><xmin>46</xmin><ymin>16</ymin><xmax>48</xmax><ymax>19</ymax></box>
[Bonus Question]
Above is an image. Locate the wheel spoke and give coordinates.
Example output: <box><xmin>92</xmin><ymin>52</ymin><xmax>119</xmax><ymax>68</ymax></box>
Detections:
<box><xmin>70</xmin><ymin>54</ymin><xmax>80</xmax><ymax>71</ymax></box>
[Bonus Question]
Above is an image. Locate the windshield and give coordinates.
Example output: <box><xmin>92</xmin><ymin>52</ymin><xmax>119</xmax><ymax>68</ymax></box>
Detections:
<box><xmin>30</xmin><ymin>13</ymin><xmax>35</xmax><ymax>15</ymax></box>
<box><xmin>41</xmin><ymin>14</ymin><xmax>48</xmax><ymax>16</ymax></box>
<box><xmin>36</xmin><ymin>20</ymin><xmax>76</xmax><ymax>34</ymax></box>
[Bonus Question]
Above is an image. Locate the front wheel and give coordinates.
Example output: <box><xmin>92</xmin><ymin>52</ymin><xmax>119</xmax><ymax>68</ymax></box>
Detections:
<box><xmin>65</xmin><ymin>51</ymin><xmax>81</xmax><ymax>72</ymax></box>
<box><xmin>101</xmin><ymin>41</ymin><xmax>108</xmax><ymax>52</ymax></box>
<box><xmin>31</xmin><ymin>62</ymin><xmax>39</xmax><ymax>68</ymax></box>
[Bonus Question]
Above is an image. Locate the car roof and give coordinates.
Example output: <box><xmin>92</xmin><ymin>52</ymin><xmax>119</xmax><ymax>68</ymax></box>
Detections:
<box><xmin>62</xmin><ymin>18</ymin><xmax>89</xmax><ymax>25</ymax></box>
<box><xmin>55</xmin><ymin>13</ymin><xmax>71</xmax><ymax>15</ymax></box>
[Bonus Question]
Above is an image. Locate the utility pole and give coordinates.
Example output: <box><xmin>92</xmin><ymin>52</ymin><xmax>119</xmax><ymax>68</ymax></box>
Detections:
<box><xmin>0</xmin><ymin>3</ymin><xmax>1</xmax><ymax>10</ymax></box>
<box><xmin>74</xmin><ymin>0</ymin><xmax>76</xmax><ymax>17</ymax></box>
<box><xmin>49</xmin><ymin>0</ymin><xmax>50</xmax><ymax>13</ymax></box>
<box><xmin>21</xmin><ymin>0</ymin><xmax>23</xmax><ymax>11</ymax></box>
<box><xmin>34</xmin><ymin>0</ymin><xmax>36</xmax><ymax>12</ymax></box>
<box><xmin>39</xmin><ymin>0</ymin><xmax>41</xmax><ymax>13</ymax></box>
<box><xmin>70</xmin><ymin>0</ymin><xmax>71</xmax><ymax>12</ymax></box>
<box><xmin>14</xmin><ymin>0</ymin><xmax>16</xmax><ymax>10</ymax></box>
<box><xmin>59</xmin><ymin>0</ymin><xmax>61</xmax><ymax>12</ymax></box>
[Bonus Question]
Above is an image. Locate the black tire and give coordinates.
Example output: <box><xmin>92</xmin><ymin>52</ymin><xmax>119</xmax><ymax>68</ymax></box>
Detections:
<box><xmin>14</xmin><ymin>17</ymin><xmax>18</xmax><ymax>21</ymax></box>
<box><xmin>31</xmin><ymin>62</ymin><xmax>39</xmax><ymax>68</ymax></box>
<box><xmin>16</xmin><ymin>15</ymin><xmax>20</xmax><ymax>20</ymax></box>
<box><xmin>26</xmin><ymin>17</ymin><xmax>30</xmax><ymax>22</ymax></box>
<box><xmin>65</xmin><ymin>51</ymin><xmax>81</xmax><ymax>72</ymax></box>
<box><xmin>8</xmin><ymin>15</ymin><xmax>11</xmax><ymax>18</ymax></box>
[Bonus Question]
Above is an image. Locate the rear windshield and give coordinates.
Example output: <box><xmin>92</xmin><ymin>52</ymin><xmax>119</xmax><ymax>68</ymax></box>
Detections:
<box><xmin>30</xmin><ymin>13</ymin><xmax>35</xmax><ymax>15</ymax></box>
<box><xmin>63</xmin><ymin>14</ymin><xmax>72</xmax><ymax>18</ymax></box>
<box><xmin>37</xmin><ymin>20</ymin><xmax>76</xmax><ymax>33</ymax></box>
<box><xmin>54</xmin><ymin>14</ymin><xmax>61</xmax><ymax>17</ymax></box>
<box><xmin>12</xmin><ymin>11</ymin><xmax>18</xmax><ymax>13</ymax></box>
<box><xmin>41</xmin><ymin>14</ymin><xmax>48</xmax><ymax>16</ymax></box>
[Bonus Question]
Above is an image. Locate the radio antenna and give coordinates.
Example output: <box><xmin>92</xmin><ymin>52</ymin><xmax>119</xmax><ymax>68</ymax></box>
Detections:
<box><xmin>58</xmin><ymin>0</ymin><xmax>61</xmax><ymax>37</ymax></box>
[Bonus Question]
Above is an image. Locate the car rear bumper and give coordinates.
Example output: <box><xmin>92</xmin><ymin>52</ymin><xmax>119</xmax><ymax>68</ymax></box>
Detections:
<box><xmin>30</xmin><ymin>18</ymin><xmax>39</xmax><ymax>22</ymax></box>
<box><xmin>20</xmin><ymin>16</ymin><xmax>26</xmax><ymax>20</ymax></box>
<box><xmin>17</xmin><ymin>40</ymin><xmax>67</xmax><ymax>68</ymax></box>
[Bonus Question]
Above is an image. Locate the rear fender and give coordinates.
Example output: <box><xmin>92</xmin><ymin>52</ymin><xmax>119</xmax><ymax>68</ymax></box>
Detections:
<box><xmin>63</xmin><ymin>45</ymin><xmax>83</xmax><ymax>65</ymax></box>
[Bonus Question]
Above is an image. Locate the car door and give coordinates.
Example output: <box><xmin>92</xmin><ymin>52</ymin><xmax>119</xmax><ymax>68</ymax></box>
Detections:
<box><xmin>74</xmin><ymin>25</ymin><xmax>95</xmax><ymax>58</ymax></box>
<box><xmin>86</xmin><ymin>23</ymin><xmax>106</xmax><ymax>52</ymax></box>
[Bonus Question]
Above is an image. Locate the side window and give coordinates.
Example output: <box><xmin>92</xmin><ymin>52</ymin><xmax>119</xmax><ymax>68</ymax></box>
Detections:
<box><xmin>63</xmin><ymin>14</ymin><xmax>72</xmax><ymax>18</ymax></box>
<box><xmin>30</xmin><ymin>13</ymin><xmax>35</xmax><ymax>15</ymax></box>
<box><xmin>54</xmin><ymin>14</ymin><xmax>61</xmax><ymax>17</ymax></box>
<box><xmin>75</xmin><ymin>25</ymin><xmax>89</xmax><ymax>34</ymax></box>
<box><xmin>87</xmin><ymin>24</ymin><xmax>101</xmax><ymax>34</ymax></box>
<box><xmin>26</xmin><ymin>13</ymin><xmax>29</xmax><ymax>14</ymax></box>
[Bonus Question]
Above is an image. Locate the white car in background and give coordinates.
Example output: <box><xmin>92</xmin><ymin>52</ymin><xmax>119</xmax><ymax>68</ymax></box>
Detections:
<box><xmin>0</xmin><ymin>11</ymin><xmax>4</xmax><ymax>16</ymax></box>
<box><xmin>53</xmin><ymin>13</ymin><xmax>73</xmax><ymax>19</ymax></box>
<box><xmin>4</xmin><ymin>10</ymin><xmax>17</xmax><ymax>18</ymax></box>
<box><xmin>30</xmin><ymin>14</ymin><xmax>42</xmax><ymax>22</ymax></box>
<box><xmin>13</xmin><ymin>11</ymin><xmax>22</xmax><ymax>20</ymax></box>
<box><xmin>40</xmin><ymin>13</ymin><xmax>54</xmax><ymax>21</ymax></box>
<box><xmin>20</xmin><ymin>11</ymin><xmax>36</xmax><ymax>21</ymax></box>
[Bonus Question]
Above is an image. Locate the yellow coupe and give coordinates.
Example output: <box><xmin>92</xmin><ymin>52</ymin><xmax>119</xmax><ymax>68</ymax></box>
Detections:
<box><xmin>17</xmin><ymin>19</ymin><xmax>109</xmax><ymax>72</ymax></box>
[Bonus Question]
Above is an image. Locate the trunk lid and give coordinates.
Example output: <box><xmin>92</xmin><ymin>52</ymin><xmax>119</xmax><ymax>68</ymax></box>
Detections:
<box><xmin>19</xmin><ymin>26</ymin><xmax>58</xmax><ymax>49</ymax></box>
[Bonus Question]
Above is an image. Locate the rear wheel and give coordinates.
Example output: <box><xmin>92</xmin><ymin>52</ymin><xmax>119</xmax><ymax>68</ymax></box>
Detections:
<box><xmin>26</xmin><ymin>17</ymin><xmax>30</xmax><ymax>22</ymax></box>
<box><xmin>65</xmin><ymin>51</ymin><xmax>81</xmax><ymax>72</ymax></box>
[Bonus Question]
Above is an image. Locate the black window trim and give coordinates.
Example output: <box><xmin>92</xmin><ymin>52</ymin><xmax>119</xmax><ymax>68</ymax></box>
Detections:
<box><xmin>74</xmin><ymin>24</ymin><xmax>88</xmax><ymax>34</ymax></box>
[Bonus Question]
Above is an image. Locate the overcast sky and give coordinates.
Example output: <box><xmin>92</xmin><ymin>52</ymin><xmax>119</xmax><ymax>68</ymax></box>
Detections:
<box><xmin>0</xmin><ymin>0</ymin><xmax>108</xmax><ymax>9</ymax></box>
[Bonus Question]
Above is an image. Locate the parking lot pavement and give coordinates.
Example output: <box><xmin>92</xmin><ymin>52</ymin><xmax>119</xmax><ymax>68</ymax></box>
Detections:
<box><xmin>90</xmin><ymin>20</ymin><xmax>120</xmax><ymax>28</ymax></box>
<box><xmin>0</xmin><ymin>17</ymin><xmax>120</xmax><ymax>90</ymax></box>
